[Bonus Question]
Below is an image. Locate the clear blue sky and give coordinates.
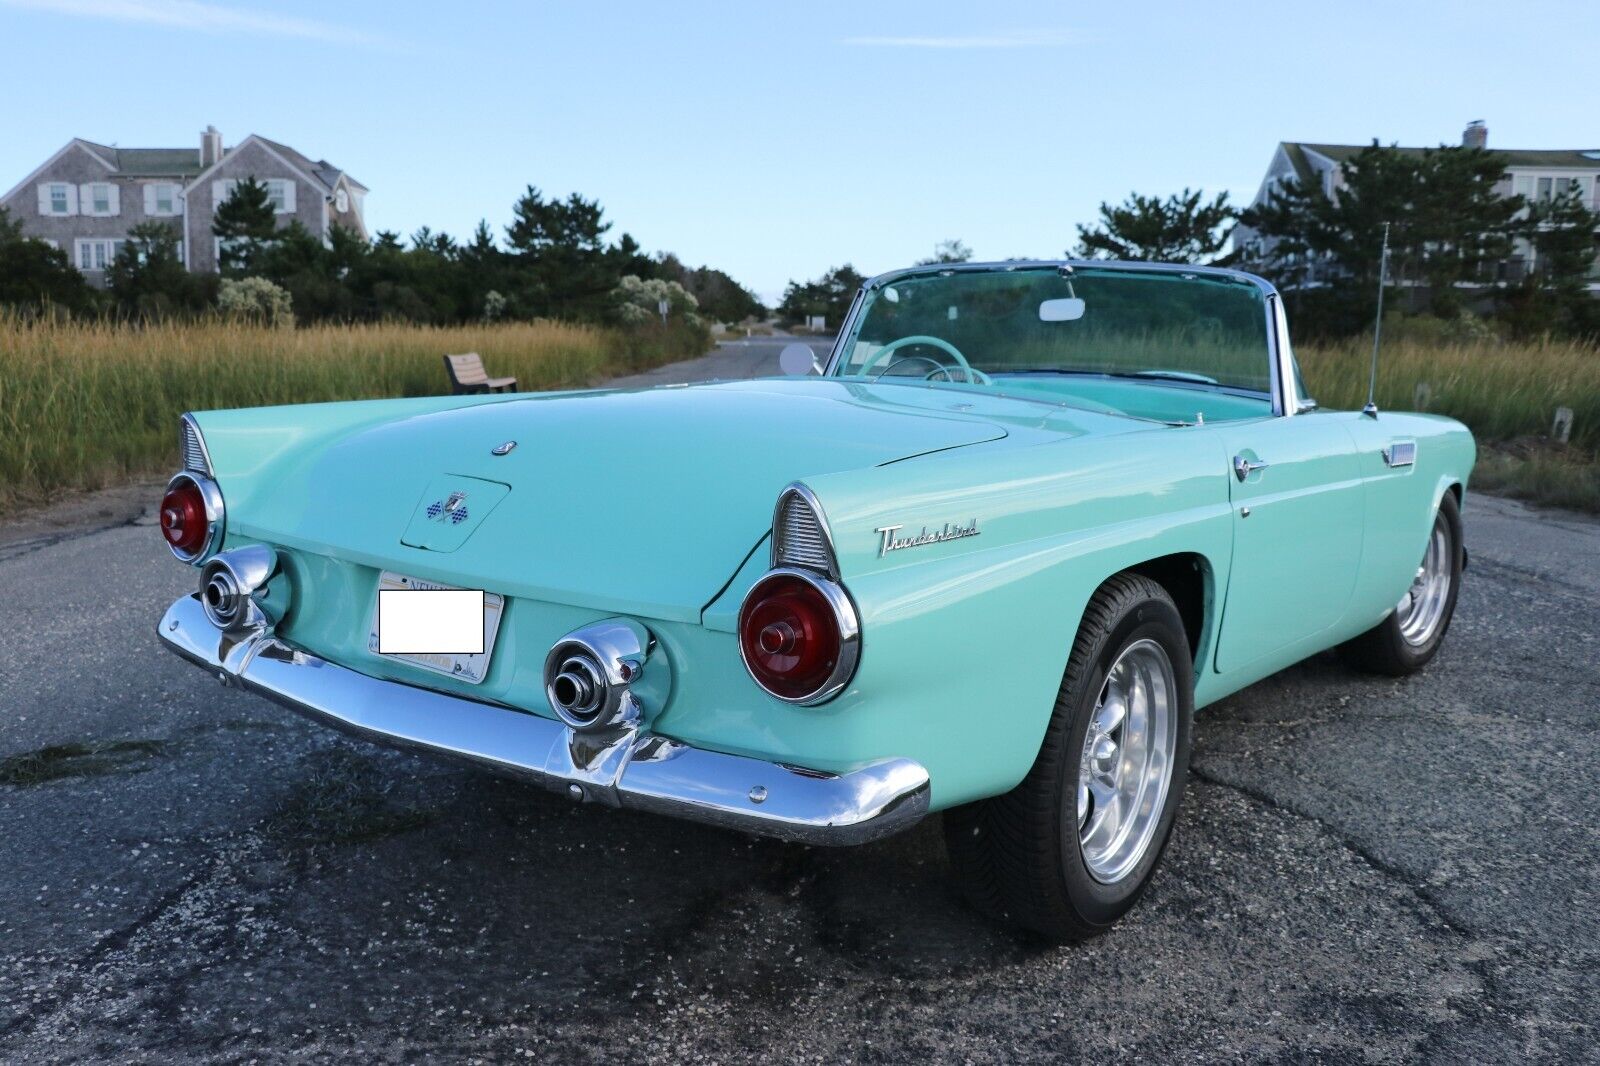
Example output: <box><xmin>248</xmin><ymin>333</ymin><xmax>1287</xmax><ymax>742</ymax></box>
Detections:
<box><xmin>2</xmin><ymin>0</ymin><xmax>1595</xmax><ymax>304</ymax></box>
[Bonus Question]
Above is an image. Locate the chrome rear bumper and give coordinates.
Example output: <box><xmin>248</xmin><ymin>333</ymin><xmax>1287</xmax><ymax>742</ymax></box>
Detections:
<box><xmin>157</xmin><ymin>594</ymin><xmax>929</xmax><ymax>845</ymax></box>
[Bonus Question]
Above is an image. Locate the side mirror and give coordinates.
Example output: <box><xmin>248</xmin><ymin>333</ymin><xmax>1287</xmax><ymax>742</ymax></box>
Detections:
<box><xmin>1039</xmin><ymin>297</ymin><xmax>1086</xmax><ymax>322</ymax></box>
<box><xmin>779</xmin><ymin>342</ymin><xmax>820</xmax><ymax>376</ymax></box>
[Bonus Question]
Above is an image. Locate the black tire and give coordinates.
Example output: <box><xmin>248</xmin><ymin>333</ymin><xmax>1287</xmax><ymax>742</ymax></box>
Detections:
<box><xmin>1339</xmin><ymin>491</ymin><xmax>1463</xmax><ymax>677</ymax></box>
<box><xmin>944</xmin><ymin>573</ymin><xmax>1194</xmax><ymax>941</ymax></box>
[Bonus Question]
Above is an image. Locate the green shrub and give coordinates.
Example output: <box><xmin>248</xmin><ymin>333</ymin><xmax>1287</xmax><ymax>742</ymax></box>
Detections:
<box><xmin>218</xmin><ymin>277</ymin><xmax>295</xmax><ymax>328</ymax></box>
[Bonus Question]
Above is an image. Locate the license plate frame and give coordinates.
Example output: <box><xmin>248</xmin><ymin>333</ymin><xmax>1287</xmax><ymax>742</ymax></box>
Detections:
<box><xmin>367</xmin><ymin>571</ymin><xmax>504</xmax><ymax>685</ymax></box>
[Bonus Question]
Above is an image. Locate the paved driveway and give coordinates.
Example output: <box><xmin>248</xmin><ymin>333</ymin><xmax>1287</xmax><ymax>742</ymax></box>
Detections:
<box><xmin>1</xmin><ymin>338</ymin><xmax>1595</xmax><ymax>1062</ymax></box>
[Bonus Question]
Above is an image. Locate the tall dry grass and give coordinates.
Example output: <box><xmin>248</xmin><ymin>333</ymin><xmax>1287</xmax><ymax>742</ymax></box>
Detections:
<box><xmin>0</xmin><ymin>315</ymin><xmax>705</xmax><ymax>506</ymax></box>
<box><xmin>1297</xmin><ymin>335</ymin><xmax>1600</xmax><ymax>452</ymax></box>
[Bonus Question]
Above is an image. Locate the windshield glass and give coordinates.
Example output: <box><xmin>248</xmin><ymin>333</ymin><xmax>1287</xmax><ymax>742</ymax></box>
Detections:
<box><xmin>830</xmin><ymin>265</ymin><xmax>1272</xmax><ymax>397</ymax></box>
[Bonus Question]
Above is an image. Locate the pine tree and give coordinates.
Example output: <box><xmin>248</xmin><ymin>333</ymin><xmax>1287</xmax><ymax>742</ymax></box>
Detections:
<box><xmin>211</xmin><ymin>177</ymin><xmax>278</xmax><ymax>274</ymax></box>
<box><xmin>1075</xmin><ymin>190</ymin><xmax>1236</xmax><ymax>264</ymax></box>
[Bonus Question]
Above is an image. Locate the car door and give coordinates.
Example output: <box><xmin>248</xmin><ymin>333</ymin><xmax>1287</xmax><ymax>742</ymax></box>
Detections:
<box><xmin>1212</xmin><ymin>413</ymin><xmax>1365</xmax><ymax>674</ymax></box>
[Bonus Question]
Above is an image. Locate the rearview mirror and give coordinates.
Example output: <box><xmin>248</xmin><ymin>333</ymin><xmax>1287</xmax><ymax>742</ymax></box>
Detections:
<box><xmin>779</xmin><ymin>342</ymin><xmax>819</xmax><ymax>376</ymax></box>
<box><xmin>1039</xmin><ymin>297</ymin><xmax>1086</xmax><ymax>322</ymax></box>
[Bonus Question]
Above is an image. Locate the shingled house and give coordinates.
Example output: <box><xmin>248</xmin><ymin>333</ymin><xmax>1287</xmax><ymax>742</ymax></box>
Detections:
<box><xmin>0</xmin><ymin>126</ymin><xmax>368</xmax><ymax>284</ymax></box>
<box><xmin>1234</xmin><ymin>121</ymin><xmax>1600</xmax><ymax>290</ymax></box>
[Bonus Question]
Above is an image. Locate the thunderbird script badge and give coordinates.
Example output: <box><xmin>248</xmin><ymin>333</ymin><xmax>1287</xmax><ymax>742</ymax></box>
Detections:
<box><xmin>875</xmin><ymin>519</ymin><xmax>980</xmax><ymax>557</ymax></box>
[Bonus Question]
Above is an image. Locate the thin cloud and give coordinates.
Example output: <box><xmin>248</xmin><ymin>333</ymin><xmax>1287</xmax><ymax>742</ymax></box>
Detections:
<box><xmin>0</xmin><ymin>0</ymin><xmax>393</xmax><ymax>47</ymax></box>
<box><xmin>841</xmin><ymin>29</ymin><xmax>1076</xmax><ymax>49</ymax></box>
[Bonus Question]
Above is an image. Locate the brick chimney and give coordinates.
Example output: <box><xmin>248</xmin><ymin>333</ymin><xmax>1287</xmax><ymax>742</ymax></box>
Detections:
<box><xmin>1462</xmin><ymin>120</ymin><xmax>1488</xmax><ymax>149</ymax></box>
<box><xmin>200</xmin><ymin>125</ymin><xmax>223</xmax><ymax>166</ymax></box>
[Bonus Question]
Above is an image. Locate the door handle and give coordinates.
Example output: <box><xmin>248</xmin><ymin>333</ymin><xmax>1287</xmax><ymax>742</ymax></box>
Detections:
<box><xmin>1233</xmin><ymin>454</ymin><xmax>1270</xmax><ymax>481</ymax></box>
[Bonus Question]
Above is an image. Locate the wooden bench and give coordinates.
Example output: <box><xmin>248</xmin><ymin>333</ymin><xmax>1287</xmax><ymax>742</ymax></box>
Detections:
<box><xmin>443</xmin><ymin>352</ymin><xmax>518</xmax><ymax>395</ymax></box>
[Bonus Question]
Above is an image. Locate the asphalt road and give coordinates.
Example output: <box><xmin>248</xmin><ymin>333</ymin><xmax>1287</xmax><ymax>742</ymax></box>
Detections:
<box><xmin>1</xmin><ymin>335</ymin><xmax>1596</xmax><ymax>1062</ymax></box>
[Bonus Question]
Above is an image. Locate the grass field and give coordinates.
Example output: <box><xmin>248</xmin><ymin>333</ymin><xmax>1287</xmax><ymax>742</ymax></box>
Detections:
<box><xmin>1</xmin><ymin>318</ymin><xmax>1595</xmax><ymax>511</ymax></box>
<box><xmin>1296</xmin><ymin>334</ymin><xmax>1600</xmax><ymax>511</ymax></box>
<box><xmin>1296</xmin><ymin>335</ymin><xmax>1599</xmax><ymax>452</ymax></box>
<box><xmin>0</xmin><ymin>315</ymin><xmax>707</xmax><ymax>508</ymax></box>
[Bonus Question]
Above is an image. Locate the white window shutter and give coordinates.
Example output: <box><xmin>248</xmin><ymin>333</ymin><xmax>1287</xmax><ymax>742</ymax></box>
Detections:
<box><xmin>65</xmin><ymin>184</ymin><xmax>79</xmax><ymax>215</ymax></box>
<box><xmin>79</xmin><ymin>184</ymin><xmax>93</xmax><ymax>215</ymax></box>
<box><xmin>37</xmin><ymin>184</ymin><xmax>50</xmax><ymax>215</ymax></box>
<box><xmin>144</xmin><ymin>184</ymin><xmax>157</xmax><ymax>214</ymax></box>
<box><xmin>282</xmin><ymin>181</ymin><xmax>296</xmax><ymax>213</ymax></box>
<box><xmin>107</xmin><ymin>184</ymin><xmax>120</xmax><ymax>216</ymax></box>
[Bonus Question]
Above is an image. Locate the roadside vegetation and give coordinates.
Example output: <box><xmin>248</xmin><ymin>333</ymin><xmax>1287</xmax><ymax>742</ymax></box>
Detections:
<box><xmin>1298</xmin><ymin>331</ymin><xmax>1600</xmax><ymax>511</ymax></box>
<box><xmin>0</xmin><ymin>314</ymin><xmax>706</xmax><ymax>507</ymax></box>
<box><xmin>0</xmin><ymin>178</ymin><xmax>766</xmax><ymax>329</ymax></box>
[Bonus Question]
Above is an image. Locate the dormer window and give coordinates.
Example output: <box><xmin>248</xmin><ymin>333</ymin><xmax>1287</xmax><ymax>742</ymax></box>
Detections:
<box><xmin>335</xmin><ymin>187</ymin><xmax>349</xmax><ymax>213</ymax></box>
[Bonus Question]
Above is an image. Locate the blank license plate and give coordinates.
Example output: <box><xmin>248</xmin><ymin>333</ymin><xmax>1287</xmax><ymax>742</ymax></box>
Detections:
<box><xmin>368</xmin><ymin>571</ymin><xmax>504</xmax><ymax>685</ymax></box>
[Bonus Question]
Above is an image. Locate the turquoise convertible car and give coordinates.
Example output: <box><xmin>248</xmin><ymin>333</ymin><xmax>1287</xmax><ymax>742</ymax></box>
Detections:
<box><xmin>156</xmin><ymin>261</ymin><xmax>1473</xmax><ymax>939</ymax></box>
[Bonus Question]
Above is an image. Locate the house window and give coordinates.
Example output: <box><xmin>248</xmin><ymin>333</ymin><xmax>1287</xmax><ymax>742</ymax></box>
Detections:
<box><xmin>1515</xmin><ymin>173</ymin><xmax>1592</xmax><ymax>204</ymax></box>
<box><xmin>266</xmin><ymin>179</ymin><xmax>291</xmax><ymax>213</ymax></box>
<box><xmin>78</xmin><ymin>183</ymin><xmax>120</xmax><ymax>216</ymax></box>
<box><xmin>335</xmin><ymin>187</ymin><xmax>349</xmax><ymax>213</ymax></box>
<box><xmin>146</xmin><ymin>183</ymin><xmax>181</xmax><ymax>216</ymax></box>
<box><xmin>75</xmin><ymin>238</ymin><xmax>124</xmax><ymax>271</ymax></box>
<box><xmin>48</xmin><ymin>183</ymin><xmax>71</xmax><ymax>215</ymax></box>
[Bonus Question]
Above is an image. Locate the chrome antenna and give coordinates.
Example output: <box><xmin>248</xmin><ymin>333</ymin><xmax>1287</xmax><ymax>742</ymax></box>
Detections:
<box><xmin>1362</xmin><ymin>221</ymin><xmax>1391</xmax><ymax>419</ymax></box>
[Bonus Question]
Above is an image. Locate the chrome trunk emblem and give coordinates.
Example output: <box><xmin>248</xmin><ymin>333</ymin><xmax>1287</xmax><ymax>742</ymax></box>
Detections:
<box><xmin>426</xmin><ymin>492</ymin><xmax>471</xmax><ymax>524</ymax></box>
<box><xmin>491</xmin><ymin>440</ymin><xmax>517</xmax><ymax>456</ymax></box>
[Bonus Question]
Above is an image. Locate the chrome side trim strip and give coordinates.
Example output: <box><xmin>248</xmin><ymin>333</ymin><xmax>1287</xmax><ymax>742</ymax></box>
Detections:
<box><xmin>157</xmin><ymin>594</ymin><xmax>928</xmax><ymax>846</ymax></box>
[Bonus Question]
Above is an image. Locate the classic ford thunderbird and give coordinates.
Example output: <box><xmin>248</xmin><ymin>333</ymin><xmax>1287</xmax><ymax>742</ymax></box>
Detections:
<box><xmin>156</xmin><ymin>261</ymin><xmax>1473</xmax><ymax>939</ymax></box>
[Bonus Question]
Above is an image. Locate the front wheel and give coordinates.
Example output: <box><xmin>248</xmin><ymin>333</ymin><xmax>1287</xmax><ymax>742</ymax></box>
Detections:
<box><xmin>944</xmin><ymin>573</ymin><xmax>1194</xmax><ymax>941</ymax></box>
<box><xmin>1340</xmin><ymin>491</ymin><xmax>1463</xmax><ymax>677</ymax></box>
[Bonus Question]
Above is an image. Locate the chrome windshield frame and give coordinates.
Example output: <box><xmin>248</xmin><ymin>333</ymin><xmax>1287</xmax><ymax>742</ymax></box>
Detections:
<box><xmin>823</xmin><ymin>259</ymin><xmax>1300</xmax><ymax>418</ymax></box>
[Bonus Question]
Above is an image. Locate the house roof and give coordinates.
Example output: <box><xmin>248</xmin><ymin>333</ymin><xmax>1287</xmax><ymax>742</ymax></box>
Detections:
<box><xmin>1290</xmin><ymin>141</ymin><xmax>1600</xmax><ymax>171</ymax></box>
<box><xmin>63</xmin><ymin>135</ymin><xmax>361</xmax><ymax>186</ymax></box>
<box><xmin>256</xmin><ymin>136</ymin><xmax>366</xmax><ymax>193</ymax></box>
<box><xmin>74</xmin><ymin>139</ymin><xmax>204</xmax><ymax>177</ymax></box>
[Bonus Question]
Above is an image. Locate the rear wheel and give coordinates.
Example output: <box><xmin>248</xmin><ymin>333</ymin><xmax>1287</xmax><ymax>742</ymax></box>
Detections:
<box><xmin>1340</xmin><ymin>492</ymin><xmax>1463</xmax><ymax>677</ymax></box>
<box><xmin>944</xmin><ymin>573</ymin><xmax>1193</xmax><ymax>941</ymax></box>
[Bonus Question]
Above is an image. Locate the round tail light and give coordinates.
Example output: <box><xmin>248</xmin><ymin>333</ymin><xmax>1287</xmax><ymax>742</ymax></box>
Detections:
<box><xmin>160</xmin><ymin>473</ymin><xmax>221</xmax><ymax>562</ymax></box>
<box><xmin>738</xmin><ymin>570</ymin><xmax>859</xmax><ymax>704</ymax></box>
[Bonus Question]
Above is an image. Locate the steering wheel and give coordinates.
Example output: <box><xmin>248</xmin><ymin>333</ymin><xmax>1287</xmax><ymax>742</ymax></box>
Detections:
<box><xmin>856</xmin><ymin>335</ymin><xmax>992</xmax><ymax>386</ymax></box>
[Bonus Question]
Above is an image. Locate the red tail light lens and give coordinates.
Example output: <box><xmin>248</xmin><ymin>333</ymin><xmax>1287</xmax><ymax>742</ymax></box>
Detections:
<box><xmin>738</xmin><ymin>571</ymin><xmax>859</xmax><ymax>704</ymax></box>
<box><xmin>160</xmin><ymin>478</ymin><xmax>210</xmax><ymax>557</ymax></box>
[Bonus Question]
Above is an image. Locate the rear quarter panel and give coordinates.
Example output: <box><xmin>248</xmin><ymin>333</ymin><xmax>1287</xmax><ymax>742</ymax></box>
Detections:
<box><xmin>685</xmin><ymin>425</ymin><xmax>1236</xmax><ymax>809</ymax></box>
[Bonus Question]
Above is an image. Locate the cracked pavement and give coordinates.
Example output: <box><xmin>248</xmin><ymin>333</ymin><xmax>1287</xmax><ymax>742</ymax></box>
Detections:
<box><xmin>1</xmin><ymin>335</ymin><xmax>1596</xmax><ymax>1062</ymax></box>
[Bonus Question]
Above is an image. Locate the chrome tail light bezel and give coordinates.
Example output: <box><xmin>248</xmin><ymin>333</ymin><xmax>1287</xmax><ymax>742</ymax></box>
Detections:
<box><xmin>163</xmin><ymin>470</ymin><xmax>225</xmax><ymax>564</ymax></box>
<box><xmin>738</xmin><ymin>567</ymin><xmax>861</xmax><ymax>706</ymax></box>
<box><xmin>742</xmin><ymin>482</ymin><xmax>860</xmax><ymax>706</ymax></box>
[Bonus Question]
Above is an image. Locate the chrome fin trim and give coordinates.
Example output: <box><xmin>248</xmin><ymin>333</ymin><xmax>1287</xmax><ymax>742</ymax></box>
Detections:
<box><xmin>180</xmin><ymin>412</ymin><xmax>214</xmax><ymax>476</ymax></box>
<box><xmin>770</xmin><ymin>482</ymin><xmax>839</xmax><ymax>580</ymax></box>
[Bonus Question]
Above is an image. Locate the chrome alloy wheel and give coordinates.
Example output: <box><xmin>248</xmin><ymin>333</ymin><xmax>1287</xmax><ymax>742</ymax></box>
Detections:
<box><xmin>1076</xmin><ymin>638</ymin><xmax>1179</xmax><ymax>885</ymax></box>
<box><xmin>1396</xmin><ymin>511</ymin><xmax>1451</xmax><ymax>647</ymax></box>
